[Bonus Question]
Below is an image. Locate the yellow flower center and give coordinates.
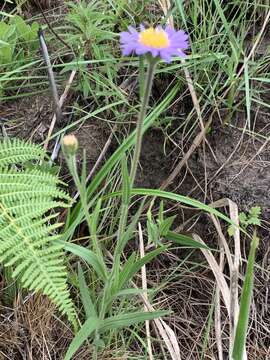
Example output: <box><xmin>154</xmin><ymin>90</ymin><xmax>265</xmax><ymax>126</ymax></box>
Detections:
<box><xmin>139</xmin><ymin>27</ymin><xmax>169</xmax><ymax>48</ymax></box>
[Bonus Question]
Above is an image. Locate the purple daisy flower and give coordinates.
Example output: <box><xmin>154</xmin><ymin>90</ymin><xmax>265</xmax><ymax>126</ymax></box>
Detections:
<box><xmin>120</xmin><ymin>25</ymin><xmax>189</xmax><ymax>63</ymax></box>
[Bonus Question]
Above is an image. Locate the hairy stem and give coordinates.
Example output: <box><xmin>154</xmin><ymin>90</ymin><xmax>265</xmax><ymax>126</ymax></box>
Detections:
<box><xmin>129</xmin><ymin>60</ymin><xmax>157</xmax><ymax>187</ymax></box>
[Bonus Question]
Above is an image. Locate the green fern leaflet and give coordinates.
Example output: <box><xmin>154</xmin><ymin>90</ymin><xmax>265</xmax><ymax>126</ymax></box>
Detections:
<box><xmin>0</xmin><ymin>138</ymin><xmax>76</xmax><ymax>326</ymax></box>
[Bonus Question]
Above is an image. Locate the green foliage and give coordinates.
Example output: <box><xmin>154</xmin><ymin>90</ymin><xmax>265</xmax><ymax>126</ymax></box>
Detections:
<box><xmin>64</xmin><ymin>310</ymin><xmax>168</xmax><ymax>360</ymax></box>
<box><xmin>146</xmin><ymin>201</ymin><xmax>207</xmax><ymax>248</ymax></box>
<box><xmin>62</xmin><ymin>0</ymin><xmax>118</xmax><ymax>100</ymax></box>
<box><xmin>0</xmin><ymin>138</ymin><xmax>76</xmax><ymax>326</ymax></box>
<box><xmin>228</xmin><ymin>206</ymin><xmax>261</xmax><ymax>236</ymax></box>
<box><xmin>239</xmin><ymin>207</ymin><xmax>262</xmax><ymax>227</ymax></box>
<box><xmin>0</xmin><ymin>14</ymin><xmax>39</xmax><ymax>95</ymax></box>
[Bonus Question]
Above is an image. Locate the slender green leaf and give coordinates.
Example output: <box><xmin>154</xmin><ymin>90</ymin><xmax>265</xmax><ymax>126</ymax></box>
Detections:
<box><xmin>78</xmin><ymin>264</ymin><xmax>96</xmax><ymax>319</ymax></box>
<box><xmin>121</xmin><ymin>155</ymin><xmax>131</xmax><ymax>205</ymax></box>
<box><xmin>119</xmin><ymin>246</ymin><xmax>168</xmax><ymax>289</ymax></box>
<box><xmin>66</xmin><ymin>84</ymin><xmax>179</xmax><ymax>237</ymax></box>
<box><xmin>165</xmin><ymin>230</ymin><xmax>209</xmax><ymax>249</ymax></box>
<box><xmin>104</xmin><ymin>188</ymin><xmax>235</xmax><ymax>226</ymax></box>
<box><xmin>101</xmin><ymin>310</ymin><xmax>169</xmax><ymax>332</ymax></box>
<box><xmin>232</xmin><ymin>233</ymin><xmax>259</xmax><ymax>360</ymax></box>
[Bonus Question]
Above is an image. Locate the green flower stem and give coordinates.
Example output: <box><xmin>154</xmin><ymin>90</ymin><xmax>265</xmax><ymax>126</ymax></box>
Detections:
<box><xmin>130</xmin><ymin>59</ymin><xmax>157</xmax><ymax>187</ymax></box>
<box><xmin>116</xmin><ymin>58</ymin><xmax>157</xmax><ymax>247</ymax></box>
<box><xmin>101</xmin><ymin>59</ymin><xmax>158</xmax><ymax>320</ymax></box>
<box><xmin>64</xmin><ymin>152</ymin><xmax>105</xmax><ymax>270</ymax></box>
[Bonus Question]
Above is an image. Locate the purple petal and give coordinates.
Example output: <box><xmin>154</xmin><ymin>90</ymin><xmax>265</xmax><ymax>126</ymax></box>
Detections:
<box><xmin>119</xmin><ymin>25</ymin><xmax>189</xmax><ymax>60</ymax></box>
<box><xmin>149</xmin><ymin>48</ymin><xmax>159</xmax><ymax>57</ymax></box>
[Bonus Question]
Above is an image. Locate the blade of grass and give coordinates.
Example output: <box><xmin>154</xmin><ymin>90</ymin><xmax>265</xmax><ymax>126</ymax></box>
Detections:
<box><xmin>78</xmin><ymin>264</ymin><xmax>97</xmax><ymax>319</ymax></box>
<box><xmin>232</xmin><ymin>233</ymin><xmax>259</xmax><ymax>360</ymax></box>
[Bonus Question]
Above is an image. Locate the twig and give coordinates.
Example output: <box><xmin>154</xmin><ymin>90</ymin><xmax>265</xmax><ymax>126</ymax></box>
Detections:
<box><xmin>44</xmin><ymin>69</ymin><xmax>77</xmax><ymax>152</ymax></box>
<box><xmin>37</xmin><ymin>2</ymin><xmax>74</xmax><ymax>53</ymax></box>
<box><xmin>38</xmin><ymin>28</ymin><xmax>62</xmax><ymax>149</ymax></box>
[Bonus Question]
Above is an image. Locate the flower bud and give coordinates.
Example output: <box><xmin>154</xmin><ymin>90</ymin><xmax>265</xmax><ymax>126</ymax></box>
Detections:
<box><xmin>62</xmin><ymin>134</ymin><xmax>78</xmax><ymax>156</ymax></box>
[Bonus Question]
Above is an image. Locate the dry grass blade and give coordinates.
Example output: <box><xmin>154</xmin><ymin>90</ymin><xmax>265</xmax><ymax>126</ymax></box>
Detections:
<box><xmin>138</xmin><ymin>223</ymin><xmax>154</xmax><ymax>360</ymax></box>
<box><xmin>209</xmin><ymin>198</ymin><xmax>248</xmax><ymax>359</ymax></box>
<box><xmin>210</xmin><ymin>214</ymin><xmax>233</xmax><ymax>271</ymax></box>
<box><xmin>136</xmin><ymin>224</ymin><xmax>181</xmax><ymax>359</ymax></box>
<box><xmin>215</xmin><ymin>304</ymin><xmax>223</xmax><ymax>360</ymax></box>
<box><xmin>158</xmin><ymin>0</ymin><xmax>174</xmax><ymax>27</ymax></box>
<box><xmin>130</xmin><ymin>281</ymin><xmax>182</xmax><ymax>359</ymax></box>
<box><xmin>210</xmin><ymin>198</ymin><xmax>241</xmax><ymax>333</ymax></box>
<box><xmin>215</xmin><ymin>254</ymin><xmax>224</xmax><ymax>360</ymax></box>
<box><xmin>192</xmin><ymin>233</ymin><xmax>230</xmax><ymax>313</ymax></box>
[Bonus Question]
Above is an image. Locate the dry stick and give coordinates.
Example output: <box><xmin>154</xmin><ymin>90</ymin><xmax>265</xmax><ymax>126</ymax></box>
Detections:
<box><xmin>39</xmin><ymin>29</ymin><xmax>61</xmax><ymax>114</ymax></box>
<box><xmin>44</xmin><ymin>69</ymin><xmax>77</xmax><ymax>152</ymax></box>
<box><xmin>37</xmin><ymin>1</ymin><xmax>74</xmax><ymax>53</ymax></box>
<box><xmin>38</xmin><ymin>29</ymin><xmax>62</xmax><ymax>151</ymax></box>
<box><xmin>138</xmin><ymin>223</ymin><xmax>154</xmax><ymax>360</ymax></box>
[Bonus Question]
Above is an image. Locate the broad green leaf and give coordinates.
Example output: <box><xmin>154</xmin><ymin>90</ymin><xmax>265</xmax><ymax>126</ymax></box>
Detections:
<box><xmin>62</xmin><ymin>241</ymin><xmax>108</xmax><ymax>282</ymax></box>
<box><xmin>64</xmin><ymin>316</ymin><xmax>100</xmax><ymax>360</ymax></box>
<box><xmin>159</xmin><ymin>216</ymin><xmax>176</xmax><ymax>236</ymax></box>
<box><xmin>12</xmin><ymin>16</ymin><xmax>30</xmax><ymax>40</ymax></box>
<box><xmin>249</xmin><ymin>207</ymin><xmax>261</xmax><ymax>217</ymax></box>
<box><xmin>113</xmin><ymin>288</ymin><xmax>147</xmax><ymax>298</ymax></box>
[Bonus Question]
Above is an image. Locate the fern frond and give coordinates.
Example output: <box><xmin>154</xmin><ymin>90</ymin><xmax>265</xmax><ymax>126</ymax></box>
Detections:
<box><xmin>0</xmin><ymin>138</ymin><xmax>76</xmax><ymax>326</ymax></box>
<box><xmin>0</xmin><ymin>138</ymin><xmax>45</xmax><ymax>167</ymax></box>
